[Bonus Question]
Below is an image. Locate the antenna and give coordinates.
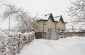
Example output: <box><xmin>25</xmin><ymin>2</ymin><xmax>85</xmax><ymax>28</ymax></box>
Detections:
<box><xmin>54</xmin><ymin>15</ymin><xmax>61</xmax><ymax>18</ymax></box>
<box><xmin>44</xmin><ymin>13</ymin><xmax>51</xmax><ymax>16</ymax></box>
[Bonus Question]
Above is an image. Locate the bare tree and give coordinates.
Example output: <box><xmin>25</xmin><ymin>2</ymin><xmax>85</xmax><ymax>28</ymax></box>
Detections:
<box><xmin>3</xmin><ymin>4</ymin><xmax>38</xmax><ymax>32</ymax></box>
<box><xmin>69</xmin><ymin>0</ymin><xmax>85</xmax><ymax>29</ymax></box>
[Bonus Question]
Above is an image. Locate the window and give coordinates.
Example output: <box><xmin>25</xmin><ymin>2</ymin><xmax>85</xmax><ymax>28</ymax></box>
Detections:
<box><xmin>58</xmin><ymin>28</ymin><xmax>60</xmax><ymax>32</ymax></box>
<box><xmin>48</xmin><ymin>28</ymin><xmax>52</xmax><ymax>32</ymax></box>
<box><xmin>62</xmin><ymin>30</ymin><xmax>64</xmax><ymax>31</ymax></box>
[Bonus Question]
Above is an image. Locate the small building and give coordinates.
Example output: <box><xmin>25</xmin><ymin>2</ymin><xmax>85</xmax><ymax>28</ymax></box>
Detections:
<box><xmin>35</xmin><ymin>13</ymin><xmax>66</xmax><ymax>32</ymax></box>
<box><xmin>35</xmin><ymin>13</ymin><xmax>66</xmax><ymax>38</ymax></box>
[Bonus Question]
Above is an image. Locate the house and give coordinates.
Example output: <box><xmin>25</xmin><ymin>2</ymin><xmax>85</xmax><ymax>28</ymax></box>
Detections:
<box><xmin>35</xmin><ymin>13</ymin><xmax>66</xmax><ymax>32</ymax></box>
<box><xmin>35</xmin><ymin>13</ymin><xmax>66</xmax><ymax>38</ymax></box>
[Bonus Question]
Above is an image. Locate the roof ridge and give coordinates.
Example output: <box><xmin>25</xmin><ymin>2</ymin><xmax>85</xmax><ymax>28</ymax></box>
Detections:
<box><xmin>59</xmin><ymin>15</ymin><xmax>64</xmax><ymax>23</ymax></box>
<box><xmin>48</xmin><ymin>13</ymin><xmax>54</xmax><ymax>21</ymax></box>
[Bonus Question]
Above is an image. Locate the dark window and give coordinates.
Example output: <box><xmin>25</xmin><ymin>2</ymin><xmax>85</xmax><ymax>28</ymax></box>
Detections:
<box><xmin>62</xmin><ymin>30</ymin><xmax>64</xmax><ymax>31</ymax></box>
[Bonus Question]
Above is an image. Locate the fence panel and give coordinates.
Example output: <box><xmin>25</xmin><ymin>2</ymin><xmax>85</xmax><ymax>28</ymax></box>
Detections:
<box><xmin>45</xmin><ymin>32</ymin><xmax>58</xmax><ymax>40</ymax></box>
<box><xmin>46</xmin><ymin>32</ymin><xmax>51</xmax><ymax>39</ymax></box>
<box><xmin>51</xmin><ymin>32</ymin><xmax>58</xmax><ymax>40</ymax></box>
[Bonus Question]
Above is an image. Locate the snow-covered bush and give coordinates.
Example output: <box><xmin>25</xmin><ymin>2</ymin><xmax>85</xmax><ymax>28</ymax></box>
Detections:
<box><xmin>0</xmin><ymin>31</ymin><xmax>35</xmax><ymax>55</ymax></box>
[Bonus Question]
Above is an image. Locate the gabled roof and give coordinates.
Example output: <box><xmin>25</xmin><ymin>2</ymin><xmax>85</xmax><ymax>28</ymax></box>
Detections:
<box><xmin>48</xmin><ymin>13</ymin><xmax>55</xmax><ymax>22</ymax></box>
<box><xmin>37</xmin><ymin>13</ymin><xmax>65</xmax><ymax>23</ymax></box>
<box><xmin>59</xmin><ymin>16</ymin><xmax>65</xmax><ymax>23</ymax></box>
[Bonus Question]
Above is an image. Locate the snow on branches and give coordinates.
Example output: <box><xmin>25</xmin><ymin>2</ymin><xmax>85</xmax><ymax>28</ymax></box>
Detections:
<box><xmin>0</xmin><ymin>31</ymin><xmax>35</xmax><ymax>55</ymax></box>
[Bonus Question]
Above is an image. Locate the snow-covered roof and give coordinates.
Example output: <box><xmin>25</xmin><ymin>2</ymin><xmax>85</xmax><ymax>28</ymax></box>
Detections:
<box><xmin>36</xmin><ymin>13</ymin><xmax>65</xmax><ymax>22</ymax></box>
<box><xmin>54</xmin><ymin>16</ymin><xmax>60</xmax><ymax>21</ymax></box>
<box><xmin>36</xmin><ymin>14</ymin><xmax>49</xmax><ymax>20</ymax></box>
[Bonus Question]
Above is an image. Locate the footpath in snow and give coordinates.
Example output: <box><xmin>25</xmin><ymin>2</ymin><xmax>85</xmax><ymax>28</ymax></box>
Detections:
<box><xmin>18</xmin><ymin>36</ymin><xmax>85</xmax><ymax>55</ymax></box>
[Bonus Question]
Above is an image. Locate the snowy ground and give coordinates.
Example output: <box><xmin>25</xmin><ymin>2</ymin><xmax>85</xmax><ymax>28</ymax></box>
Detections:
<box><xmin>18</xmin><ymin>36</ymin><xmax>85</xmax><ymax>55</ymax></box>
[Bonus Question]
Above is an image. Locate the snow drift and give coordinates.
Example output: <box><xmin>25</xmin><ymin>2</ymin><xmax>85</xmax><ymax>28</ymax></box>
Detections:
<box><xmin>19</xmin><ymin>36</ymin><xmax>85</xmax><ymax>55</ymax></box>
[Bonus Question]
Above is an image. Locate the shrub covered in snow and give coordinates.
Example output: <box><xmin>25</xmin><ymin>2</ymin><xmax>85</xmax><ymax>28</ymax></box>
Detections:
<box><xmin>0</xmin><ymin>31</ymin><xmax>35</xmax><ymax>55</ymax></box>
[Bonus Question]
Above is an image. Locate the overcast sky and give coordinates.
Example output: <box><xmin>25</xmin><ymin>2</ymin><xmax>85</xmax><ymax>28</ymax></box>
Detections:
<box><xmin>0</xmin><ymin>0</ymin><xmax>78</xmax><ymax>30</ymax></box>
<box><xmin>1</xmin><ymin>0</ymin><xmax>75</xmax><ymax>22</ymax></box>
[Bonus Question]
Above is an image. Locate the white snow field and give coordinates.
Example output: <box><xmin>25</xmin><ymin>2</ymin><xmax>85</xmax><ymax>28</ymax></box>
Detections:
<box><xmin>18</xmin><ymin>36</ymin><xmax>85</xmax><ymax>55</ymax></box>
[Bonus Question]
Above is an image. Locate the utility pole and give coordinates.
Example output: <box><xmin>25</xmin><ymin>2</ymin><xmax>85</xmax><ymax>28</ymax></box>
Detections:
<box><xmin>9</xmin><ymin>15</ymin><xmax>10</xmax><ymax>30</ymax></box>
<box><xmin>72</xmin><ymin>25</ymin><xmax>74</xmax><ymax>31</ymax></box>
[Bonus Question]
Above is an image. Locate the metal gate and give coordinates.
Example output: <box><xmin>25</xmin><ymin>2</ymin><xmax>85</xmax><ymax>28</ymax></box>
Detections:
<box><xmin>45</xmin><ymin>32</ymin><xmax>58</xmax><ymax>40</ymax></box>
